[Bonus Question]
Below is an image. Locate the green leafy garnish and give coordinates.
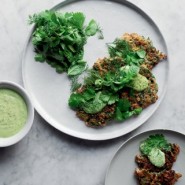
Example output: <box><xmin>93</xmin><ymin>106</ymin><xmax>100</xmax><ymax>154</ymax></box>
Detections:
<box><xmin>68</xmin><ymin>93</ymin><xmax>85</xmax><ymax>109</ymax></box>
<box><xmin>85</xmin><ymin>20</ymin><xmax>99</xmax><ymax>36</ymax></box>
<box><xmin>115</xmin><ymin>99</ymin><xmax>142</xmax><ymax>121</ymax></box>
<box><xmin>29</xmin><ymin>10</ymin><xmax>103</xmax><ymax>76</ymax></box>
<box><xmin>67</xmin><ymin>61</ymin><xmax>87</xmax><ymax>76</ymax></box>
<box><xmin>82</xmin><ymin>92</ymin><xmax>106</xmax><ymax>114</ymax></box>
<box><xmin>108</xmin><ymin>39</ymin><xmax>146</xmax><ymax>66</ymax></box>
<box><xmin>68</xmin><ymin>89</ymin><xmax>118</xmax><ymax>114</ymax></box>
<box><xmin>140</xmin><ymin>134</ymin><xmax>171</xmax><ymax>156</ymax></box>
<box><xmin>84</xmin><ymin>63</ymin><xmax>140</xmax><ymax>92</ymax></box>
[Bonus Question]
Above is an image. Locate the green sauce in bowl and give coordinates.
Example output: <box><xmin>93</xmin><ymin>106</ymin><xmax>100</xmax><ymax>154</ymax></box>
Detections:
<box><xmin>0</xmin><ymin>89</ymin><xmax>28</xmax><ymax>137</ymax></box>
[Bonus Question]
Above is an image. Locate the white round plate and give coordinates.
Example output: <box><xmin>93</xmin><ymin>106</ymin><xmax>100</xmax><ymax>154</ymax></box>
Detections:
<box><xmin>22</xmin><ymin>0</ymin><xmax>169</xmax><ymax>140</ymax></box>
<box><xmin>105</xmin><ymin>129</ymin><xmax>185</xmax><ymax>185</ymax></box>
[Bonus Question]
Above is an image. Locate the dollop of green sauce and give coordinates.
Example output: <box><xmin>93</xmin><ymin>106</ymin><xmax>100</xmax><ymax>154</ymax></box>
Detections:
<box><xmin>148</xmin><ymin>148</ymin><xmax>165</xmax><ymax>167</ymax></box>
<box><xmin>130</xmin><ymin>74</ymin><xmax>149</xmax><ymax>91</ymax></box>
<box><xmin>0</xmin><ymin>89</ymin><xmax>28</xmax><ymax>137</ymax></box>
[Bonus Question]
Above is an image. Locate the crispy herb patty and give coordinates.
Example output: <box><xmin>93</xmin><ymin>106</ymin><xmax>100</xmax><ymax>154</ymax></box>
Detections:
<box><xmin>76</xmin><ymin>63</ymin><xmax>158</xmax><ymax>127</ymax></box>
<box><xmin>135</xmin><ymin>135</ymin><xmax>182</xmax><ymax>185</ymax></box>
<box><xmin>122</xmin><ymin>33</ymin><xmax>167</xmax><ymax>70</ymax></box>
<box><xmin>68</xmin><ymin>33</ymin><xmax>166</xmax><ymax>127</ymax></box>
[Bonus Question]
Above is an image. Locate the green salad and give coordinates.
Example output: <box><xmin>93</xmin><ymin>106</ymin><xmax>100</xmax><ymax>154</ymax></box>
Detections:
<box><xmin>29</xmin><ymin>10</ymin><xmax>102</xmax><ymax>76</ymax></box>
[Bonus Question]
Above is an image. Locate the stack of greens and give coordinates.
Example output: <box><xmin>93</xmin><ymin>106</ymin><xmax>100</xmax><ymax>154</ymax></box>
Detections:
<box><xmin>68</xmin><ymin>32</ymin><xmax>167</xmax><ymax>127</ymax></box>
<box><xmin>68</xmin><ymin>39</ymin><xmax>151</xmax><ymax>126</ymax></box>
<box><xmin>69</xmin><ymin>59</ymin><xmax>146</xmax><ymax>120</ymax></box>
<box><xmin>29</xmin><ymin>10</ymin><xmax>102</xmax><ymax>76</ymax></box>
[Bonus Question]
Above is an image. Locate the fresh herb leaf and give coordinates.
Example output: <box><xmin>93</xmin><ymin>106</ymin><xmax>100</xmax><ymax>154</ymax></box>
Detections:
<box><xmin>140</xmin><ymin>134</ymin><xmax>171</xmax><ymax>155</ymax></box>
<box><xmin>34</xmin><ymin>53</ymin><xmax>45</xmax><ymax>62</ymax></box>
<box><xmin>70</xmin><ymin>12</ymin><xmax>85</xmax><ymax>29</ymax></box>
<box><xmin>82</xmin><ymin>88</ymin><xmax>96</xmax><ymax>101</ymax></box>
<box><xmin>82</xmin><ymin>101</ymin><xmax>106</xmax><ymax>114</ymax></box>
<box><xmin>133</xmin><ymin>107</ymin><xmax>142</xmax><ymax>115</ymax></box>
<box><xmin>110</xmin><ymin>65</ymin><xmax>139</xmax><ymax>91</ymax></box>
<box><xmin>108</xmin><ymin>39</ymin><xmax>146</xmax><ymax>66</ymax></box>
<box><xmin>82</xmin><ymin>92</ymin><xmax>106</xmax><ymax>114</ymax></box>
<box><xmin>100</xmin><ymin>93</ymin><xmax>110</xmax><ymax>102</ymax></box>
<box><xmin>68</xmin><ymin>61</ymin><xmax>87</xmax><ymax>76</ymax></box>
<box><xmin>115</xmin><ymin>99</ymin><xmax>142</xmax><ymax>121</ymax></box>
<box><xmin>85</xmin><ymin>20</ymin><xmax>98</xmax><ymax>36</ymax></box>
<box><xmin>117</xmin><ymin>99</ymin><xmax>131</xmax><ymax>112</ymax></box>
<box><xmin>136</xmin><ymin>50</ymin><xmax>146</xmax><ymax>59</ymax></box>
<box><xmin>68</xmin><ymin>93</ymin><xmax>85</xmax><ymax>109</ymax></box>
<box><xmin>108</xmin><ymin>94</ymin><xmax>119</xmax><ymax>105</ymax></box>
<box><xmin>115</xmin><ymin>107</ymin><xmax>123</xmax><ymax>121</ymax></box>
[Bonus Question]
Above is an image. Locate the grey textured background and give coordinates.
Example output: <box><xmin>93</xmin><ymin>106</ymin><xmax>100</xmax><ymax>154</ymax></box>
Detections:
<box><xmin>0</xmin><ymin>0</ymin><xmax>185</xmax><ymax>184</ymax></box>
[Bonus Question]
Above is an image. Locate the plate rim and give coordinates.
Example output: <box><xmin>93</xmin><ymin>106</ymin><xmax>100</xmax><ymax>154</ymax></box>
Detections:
<box><xmin>22</xmin><ymin>0</ymin><xmax>169</xmax><ymax>140</ymax></box>
<box><xmin>105</xmin><ymin>129</ymin><xmax>184</xmax><ymax>184</ymax></box>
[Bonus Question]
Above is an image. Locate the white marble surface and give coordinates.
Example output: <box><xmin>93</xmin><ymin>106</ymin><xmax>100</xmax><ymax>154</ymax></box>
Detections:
<box><xmin>0</xmin><ymin>0</ymin><xmax>185</xmax><ymax>184</ymax></box>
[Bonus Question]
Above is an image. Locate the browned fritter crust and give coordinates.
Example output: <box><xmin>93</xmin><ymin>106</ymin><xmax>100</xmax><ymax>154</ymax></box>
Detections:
<box><xmin>76</xmin><ymin>104</ymin><xmax>116</xmax><ymax>127</ymax></box>
<box><xmin>93</xmin><ymin>57</ymin><xmax>123</xmax><ymax>75</ymax></box>
<box><xmin>135</xmin><ymin>169</ymin><xmax>182</xmax><ymax>185</ymax></box>
<box><xmin>135</xmin><ymin>144</ymin><xmax>180</xmax><ymax>172</ymax></box>
<box><xmin>122</xmin><ymin>33</ymin><xmax>167</xmax><ymax>70</ymax></box>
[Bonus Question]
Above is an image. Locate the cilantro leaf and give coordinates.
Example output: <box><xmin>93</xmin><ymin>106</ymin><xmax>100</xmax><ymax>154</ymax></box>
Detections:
<box><xmin>108</xmin><ymin>94</ymin><xmax>119</xmax><ymax>105</ymax></box>
<box><xmin>82</xmin><ymin>92</ymin><xmax>106</xmax><ymax>114</ymax></box>
<box><xmin>115</xmin><ymin>99</ymin><xmax>142</xmax><ymax>121</ymax></box>
<box><xmin>82</xmin><ymin>88</ymin><xmax>96</xmax><ymax>101</ymax></box>
<box><xmin>70</xmin><ymin>12</ymin><xmax>85</xmax><ymax>29</ymax></box>
<box><xmin>68</xmin><ymin>93</ymin><xmax>85</xmax><ymax>109</ymax></box>
<box><xmin>67</xmin><ymin>61</ymin><xmax>87</xmax><ymax>76</ymax></box>
<box><xmin>117</xmin><ymin>99</ymin><xmax>131</xmax><ymax>112</ymax></box>
<box><xmin>140</xmin><ymin>134</ymin><xmax>172</xmax><ymax>155</ymax></box>
<box><xmin>85</xmin><ymin>20</ymin><xmax>99</xmax><ymax>36</ymax></box>
<box><xmin>34</xmin><ymin>53</ymin><xmax>45</xmax><ymax>62</ymax></box>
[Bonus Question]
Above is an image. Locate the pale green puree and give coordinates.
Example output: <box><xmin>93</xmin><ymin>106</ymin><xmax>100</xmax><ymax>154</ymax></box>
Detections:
<box><xmin>130</xmin><ymin>74</ymin><xmax>149</xmax><ymax>92</ymax></box>
<box><xmin>148</xmin><ymin>148</ymin><xmax>165</xmax><ymax>167</ymax></box>
<box><xmin>0</xmin><ymin>89</ymin><xmax>28</xmax><ymax>137</ymax></box>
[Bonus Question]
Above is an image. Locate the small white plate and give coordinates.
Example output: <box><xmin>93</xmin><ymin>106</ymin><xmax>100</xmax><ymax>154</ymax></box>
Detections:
<box><xmin>105</xmin><ymin>129</ymin><xmax>185</xmax><ymax>185</ymax></box>
<box><xmin>22</xmin><ymin>0</ymin><xmax>169</xmax><ymax>140</ymax></box>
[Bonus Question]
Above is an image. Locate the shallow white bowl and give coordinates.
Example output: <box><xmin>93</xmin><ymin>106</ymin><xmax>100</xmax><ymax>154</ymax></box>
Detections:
<box><xmin>0</xmin><ymin>81</ymin><xmax>34</xmax><ymax>147</ymax></box>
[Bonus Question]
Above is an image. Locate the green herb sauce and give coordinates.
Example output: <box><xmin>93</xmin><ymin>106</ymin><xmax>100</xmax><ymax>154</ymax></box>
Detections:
<box><xmin>148</xmin><ymin>148</ymin><xmax>165</xmax><ymax>167</ymax></box>
<box><xmin>0</xmin><ymin>89</ymin><xmax>28</xmax><ymax>137</ymax></box>
<box><xmin>129</xmin><ymin>74</ymin><xmax>149</xmax><ymax>91</ymax></box>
